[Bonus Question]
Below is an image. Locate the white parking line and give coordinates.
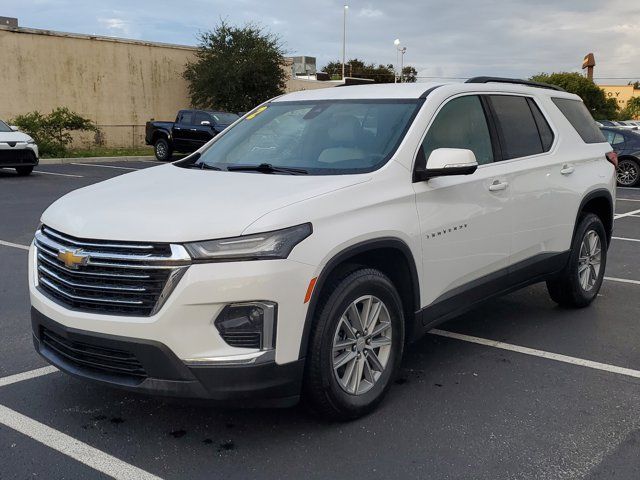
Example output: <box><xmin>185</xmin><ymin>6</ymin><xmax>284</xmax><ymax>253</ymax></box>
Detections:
<box><xmin>605</xmin><ymin>276</ymin><xmax>640</xmax><ymax>286</ymax></box>
<box><xmin>0</xmin><ymin>239</ymin><xmax>29</xmax><ymax>251</ymax></box>
<box><xmin>34</xmin><ymin>170</ymin><xmax>83</xmax><ymax>178</ymax></box>
<box><xmin>617</xmin><ymin>198</ymin><xmax>640</xmax><ymax>202</ymax></box>
<box><xmin>614</xmin><ymin>208</ymin><xmax>640</xmax><ymax>219</ymax></box>
<box><xmin>70</xmin><ymin>163</ymin><xmax>140</xmax><ymax>171</ymax></box>
<box><xmin>617</xmin><ymin>187</ymin><xmax>640</xmax><ymax>191</ymax></box>
<box><xmin>0</xmin><ymin>404</ymin><xmax>162</xmax><ymax>480</ymax></box>
<box><xmin>0</xmin><ymin>366</ymin><xmax>58</xmax><ymax>388</ymax></box>
<box><xmin>430</xmin><ymin>329</ymin><xmax>640</xmax><ymax>379</ymax></box>
<box><xmin>612</xmin><ymin>236</ymin><xmax>640</xmax><ymax>243</ymax></box>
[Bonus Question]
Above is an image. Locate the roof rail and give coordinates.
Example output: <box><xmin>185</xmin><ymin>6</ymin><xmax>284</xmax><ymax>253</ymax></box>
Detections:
<box><xmin>465</xmin><ymin>76</ymin><xmax>566</xmax><ymax>92</ymax></box>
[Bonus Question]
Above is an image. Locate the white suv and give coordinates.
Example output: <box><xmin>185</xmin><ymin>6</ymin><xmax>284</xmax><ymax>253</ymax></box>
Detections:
<box><xmin>29</xmin><ymin>78</ymin><xmax>616</xmax><ymax>419</ymax></box>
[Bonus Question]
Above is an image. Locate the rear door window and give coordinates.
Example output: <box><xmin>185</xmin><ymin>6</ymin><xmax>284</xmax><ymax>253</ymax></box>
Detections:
<box><xmin>527</xmin><ymin>99</ymin><xmax>554</xmax><ymax>151</ymax></box>
<box><xmin>488</xmin><ymin>95</ymin><xmax>544</xmax><ymax>160</ymax></box>
<box><xmin>179</xmin><ymin>111</ymin><xmax>193</xmax><ymax>125</ymax></box>
<box><xmin>551</xmin><ymin>98</ymin><xmax>607</xmax><ymax>144</ymax></box>
<box><xmin>602</xmin><ymin>129</ymin><xmax>625</xmax><ymax>147</ymax></box>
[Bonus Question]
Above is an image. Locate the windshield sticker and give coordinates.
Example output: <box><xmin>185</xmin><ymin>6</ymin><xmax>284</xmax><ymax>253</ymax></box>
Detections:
<box><xmin>246</xmin><ymin>106</ymin><xmax>268</xmax><ymax>120</ymax></box>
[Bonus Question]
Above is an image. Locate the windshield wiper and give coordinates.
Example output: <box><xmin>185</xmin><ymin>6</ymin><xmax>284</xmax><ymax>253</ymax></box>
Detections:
<box><xmin>227</xmin><ymin>163</ymin><xmax>308</xmax><ymax>175</ymax></box>
<box><xmin>188</xmin><ymin>162</ymin><xmax>222</xmax><ymax>171</ymax></box>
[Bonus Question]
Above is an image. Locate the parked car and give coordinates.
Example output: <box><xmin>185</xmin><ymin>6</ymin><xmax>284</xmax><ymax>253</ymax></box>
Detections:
<box><xmin>145</xmin><ymin>109</ymin><xmax>239</xmax><ymax>161</ymax></box>
<box><xmin>30</xmin><ymin>78</ymin><xmax>616</xmax><ymax>420</ymax></box>
<box><xmin>0</xmin><ymin>120</ymin><xmax>39</xmax><ymax>176</ymax></box>
<box><xmin>601</xmin><ymin>126</ymin><xmax>640</xmax><ymax>186</ymax></box>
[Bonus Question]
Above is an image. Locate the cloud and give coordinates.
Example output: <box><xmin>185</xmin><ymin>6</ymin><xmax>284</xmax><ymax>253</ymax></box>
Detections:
<box><xmin>357</xmin><ymin>8</ymin><xmax>383</xmax><ymax>19</ymax></box>
<box><xmin>5</xmin><ymin>0</ymin><xmax>640</xmax><ymax>82</ymax></box>
<box><xmin>97</xmin><ymin>16</ymin><xmax>137</xmax><ymax>38</ymax></box>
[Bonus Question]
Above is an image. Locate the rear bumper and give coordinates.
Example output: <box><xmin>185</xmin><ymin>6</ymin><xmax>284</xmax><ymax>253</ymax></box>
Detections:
<box><xmin>0</xmin><ymin>146</ymin><xmax>39</xmax><ymax>167</ymax></box>
<box><xmin>32</xmin><ymin>308</ymin><xmax>305</xmax><ymax>407</ymax></box>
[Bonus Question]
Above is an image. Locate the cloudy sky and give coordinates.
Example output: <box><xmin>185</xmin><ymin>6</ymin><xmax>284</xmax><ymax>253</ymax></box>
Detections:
<box><xmin>2</xmin><ymin>0</ymin><xmax>640</xmax><ymax>83</ymax></box>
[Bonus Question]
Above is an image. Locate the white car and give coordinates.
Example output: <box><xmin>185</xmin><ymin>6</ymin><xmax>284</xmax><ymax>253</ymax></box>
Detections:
<box><xmin>29</xmin><ymin>78</ymin><xmax>616</xmax><ymax>419</ymax></box>
<box><xmin>0</xmin><ymin>120</ymin><xmax>39</xmax><ymax>175</ymax></box>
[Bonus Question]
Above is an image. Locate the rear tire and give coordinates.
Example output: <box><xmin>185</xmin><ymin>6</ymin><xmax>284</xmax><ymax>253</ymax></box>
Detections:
<box><xmin>15</xmin><ymin>166</ymin><xmax>33</xmax><ymax>176</ymax></box>
<box><xmin>616</xmin><ymin>157</ymin><xmax>640</xmax><ymax>187</ymax></box>
<box><xmin>303</xmin><ymin>268</ymin><xmax>404</xmax><ymax>421</ymax></box>
<box><xmin>546</xmin><ymin>213</ymin><xmax>607</xmax><ymax>308</ymax></box>
<box><xmin>154</xmin><ymin>138</ymin><xmax>172</xmax><ymax>161</ymax></box>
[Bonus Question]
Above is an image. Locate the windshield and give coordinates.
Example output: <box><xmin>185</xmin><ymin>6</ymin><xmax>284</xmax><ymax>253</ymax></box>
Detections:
<box><xmin>0</xmin><ymin>120</ymin><xmax>11</xmax><ymax>132</ymax></box>
<box><xmin>192</xmin><ymin>99</ymin><xmax>421</xmax><ymax>175</ymax></box>
<box><xmin>210</xmin><ymin>112</ymin><xmax>240</xmax><ymax>124</ymax></box>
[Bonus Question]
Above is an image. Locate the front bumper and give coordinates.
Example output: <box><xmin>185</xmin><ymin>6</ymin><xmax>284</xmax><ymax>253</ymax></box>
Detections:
<box><xmin>0</xmin><ymin>144</ymin><xmax>39</xmax><ymax>167</ymax></box>
<box><xmin>32</xmin><ymin>308</ymin><xmax>305</xmax><ymax>406</ymax></box>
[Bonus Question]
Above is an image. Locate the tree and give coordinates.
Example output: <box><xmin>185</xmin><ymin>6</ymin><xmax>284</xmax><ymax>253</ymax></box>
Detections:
<box><xmin>628</xmin><ymin>81</ymin><xmax>640</xmax><ymax>90</ymax></box>
<box><xmin>530</xmin><ymin>72</ymin><xmax>619</xmax><ymax>120</ymax></box>
<box><xmin>620</xmin><ymin>96</ymin><xmax>640</xmax><ymax>120</ymax></box>
<box><xmin>11</xmin><ymin>107</ymin><xmax>99</xmax><ymax>157</ymax></box>
<box><xmin>402</xmin><ymin>66</ymin><xmax>418</xmax><ymax>83</ymax></box>
<box><xmin>183</xmin><ymin>21</ymin><xmax>287</xmax><ymax>112</ymax></box>
<box><xmin>321</xmin><ymin>58</ymin><xmax>417</xmax><ymax>84</ymax></box>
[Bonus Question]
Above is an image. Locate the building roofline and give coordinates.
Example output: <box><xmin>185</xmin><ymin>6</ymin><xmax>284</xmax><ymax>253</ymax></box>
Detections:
<box><xmin>0</xmin><ymin>24</ymin><xmax>198</xmax><ymax>51</ymax></box>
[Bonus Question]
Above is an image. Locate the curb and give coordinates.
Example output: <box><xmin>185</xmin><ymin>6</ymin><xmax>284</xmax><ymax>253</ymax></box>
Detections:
<box><xmin>39</xmin><ymin>156</ymin><xmax>158</xmax><ymax>165</ymax></box>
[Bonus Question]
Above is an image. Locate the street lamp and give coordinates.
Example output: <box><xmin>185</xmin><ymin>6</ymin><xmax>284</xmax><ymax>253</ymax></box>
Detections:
<box><xmin>394</xmin><ymin>38</ymin><xmax>406</xmax><ymax>83</ymax></box>
<box><xmin>342</xmin><ymin>5</ymin><xmax>348</xmax><ymax>80</ymax></box>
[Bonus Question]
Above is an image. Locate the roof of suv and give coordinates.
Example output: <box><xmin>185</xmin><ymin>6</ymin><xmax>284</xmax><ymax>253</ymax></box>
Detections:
<box><xmin>274</xmin><ymin>81</ymin><xmax>579</xmax><ymax>102</ymax></box>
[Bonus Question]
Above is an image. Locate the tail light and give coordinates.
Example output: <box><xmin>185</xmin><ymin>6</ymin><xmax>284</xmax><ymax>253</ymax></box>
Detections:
<box><xmin>606</xmin><ymin>151</ymin><xmax>618</xmax><ymax>168</ymax></box>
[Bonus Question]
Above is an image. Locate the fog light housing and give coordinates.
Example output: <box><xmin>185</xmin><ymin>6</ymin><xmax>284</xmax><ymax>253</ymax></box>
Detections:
<box><xmin>214</xmin><ymin>302</ymin><xmax>276</xmax><ymax>350</ymax></box>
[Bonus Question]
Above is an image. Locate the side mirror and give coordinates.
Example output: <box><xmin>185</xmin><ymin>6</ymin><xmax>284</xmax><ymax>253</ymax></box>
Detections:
<box><xmin>10</xmin><ymin>125</ymin><xmax>19</xmax><ymax>131</ymax></box>
<box><xmin>200</xmin><ymin>120</ymin><xmax>211</xmax><ymax>126</ymax></box>
<box><xmin>415</xmin><ymin>148</ymin><xmax>478</xmax><ymax>181</ymax></box>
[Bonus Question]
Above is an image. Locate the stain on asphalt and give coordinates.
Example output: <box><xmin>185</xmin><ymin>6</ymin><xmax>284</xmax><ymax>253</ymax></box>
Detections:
<box><xmin>169</xmin><ymin>429</ymin><xmax>187</xmax><ymax>438</ymax></box>
<box><xmin>218</xmin><ymin>440</ymin><xmax>235</xmax><ymax>452</ymax></box>
<box><xmin>110</xmin><ymin>417</ymin><xmax>124</xmax><ymax>424</ymax></box>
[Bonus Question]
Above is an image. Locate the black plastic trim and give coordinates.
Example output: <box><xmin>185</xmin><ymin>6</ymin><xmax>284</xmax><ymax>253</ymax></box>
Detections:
<box><xmin>298</xmin><ymin>238</ymin><xmax>420</xmax><ymax>358</ymax></box>
<box><xmin>32</xmin><ymin>308</ymin><xmax>304</xmax><ymax>406</ymax></box>
<box><xmin>466</xmin><ymin>76</ymin><xmax>566</xmax><ymax>92</ymax></box>
<box><xmin>574</xmin><ymin>189</ymin><xmax>614</xmax><ymax>246</ymax></box>
<box><xmin>415</xmin><ymin>251</ymin><xmax>570</xmax><ymax>332</ymax></box>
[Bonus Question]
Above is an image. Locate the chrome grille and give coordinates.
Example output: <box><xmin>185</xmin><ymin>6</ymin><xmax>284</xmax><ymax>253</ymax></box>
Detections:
<box><xmin>35</xmin><ymin>225</ymin><xmax>190</xmax><ymax>316</ymax></box>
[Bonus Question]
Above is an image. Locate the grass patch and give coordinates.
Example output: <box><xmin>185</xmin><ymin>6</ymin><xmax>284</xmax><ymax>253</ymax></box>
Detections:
<box><xmin>44</xmin><ymin>146</ymin><xmax>154</xmax><ymax>159</ymax></box>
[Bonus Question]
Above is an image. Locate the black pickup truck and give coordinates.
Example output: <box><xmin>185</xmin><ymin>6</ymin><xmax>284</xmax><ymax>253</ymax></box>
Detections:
<box><xmin>145</xmin><ymin>109</ymin><xmax>239</xmax><ymax>161</ymax></box>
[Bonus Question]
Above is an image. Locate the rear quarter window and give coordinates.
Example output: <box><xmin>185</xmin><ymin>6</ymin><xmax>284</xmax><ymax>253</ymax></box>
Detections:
<box><xmin>551</xmin><ymin>98</ymin><xmax>607</xmax><ymax>144</ymax></box>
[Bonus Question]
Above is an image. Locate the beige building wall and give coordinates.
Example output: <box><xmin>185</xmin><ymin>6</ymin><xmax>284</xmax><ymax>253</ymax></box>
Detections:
<box><xmin>600</xmin><ymin>84</ymin><xmax>640</xmax><ymax>110</ymax></box>
<box><xmin>0</xmin><ymin>26</ymin><xmax>336</xmax><ymax>148</ymax></box>
<box><xmin>0</xmin><ymin>26</ymin><xmax>196</xmax><ymax>147</ymax></box>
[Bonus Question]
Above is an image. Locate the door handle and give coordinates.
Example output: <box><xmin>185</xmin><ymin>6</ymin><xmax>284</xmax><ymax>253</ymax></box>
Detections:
<box><xmin>489</xmin><ymin>180</ymin><xmax>508</xmax><ymax>191</ymax></box>
<box><xmin>175</xmin><ymin>127</ymin><xmax>181</xmax><ymax>130</ymax></box>
<box><xmin>190</xmin><ymin>128</ymin><xmax>197</xmax><ymax>131</ymax></box>
<box><xmin>560</xmin><ymin>164</ymin><xmax>574</xmax><ymax>175</ymax></box>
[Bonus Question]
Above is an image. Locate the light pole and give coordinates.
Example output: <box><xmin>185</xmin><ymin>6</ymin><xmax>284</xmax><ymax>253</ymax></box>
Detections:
<box><xmin>342</xmin><ymin>5</ymin><xmax>348</xmax><ymax>80</ymax></box>
<box><xmin>394</xmin><ymin>38</ymin><xmax>406</xmax><ymax>83</ymax></box>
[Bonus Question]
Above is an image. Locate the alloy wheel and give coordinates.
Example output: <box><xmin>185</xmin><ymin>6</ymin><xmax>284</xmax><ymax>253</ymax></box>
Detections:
<box><xmin>332</xmin><ymin>295</ymin><xmax>393</xmax><ymax>395</ymax></box>
<box><xmin>156</xmin><ymin>142</ymin><xmax>167</xmax><ymax>159</ymax></box>
<box><xmin>578</xmin><ymin>230</ymin><xmax>602</xmax><ymax>291</ymax></box>
<box><xmin>617</xmin><ymin>159</ymin><xmax>639</xmax><ymax>186</ymax></box>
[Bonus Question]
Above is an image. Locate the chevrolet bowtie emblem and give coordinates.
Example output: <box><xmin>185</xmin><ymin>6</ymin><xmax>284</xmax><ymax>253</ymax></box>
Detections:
<box><xmin>57</xmin><ymin>249</ymin><xmax>89</xmax><ymax>269</ymax></box>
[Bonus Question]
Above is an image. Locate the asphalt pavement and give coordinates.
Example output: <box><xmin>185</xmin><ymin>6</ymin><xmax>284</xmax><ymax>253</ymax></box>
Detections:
<box><xmin>1</xmin><ymin>160</ymin><xmax>639</xmax><ymax>479</ymax></box>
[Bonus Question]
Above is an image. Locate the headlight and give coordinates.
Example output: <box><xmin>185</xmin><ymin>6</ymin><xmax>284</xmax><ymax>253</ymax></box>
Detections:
<box><xmin>184</xmin><ymin>223</ymin><xmax>312</xmax><ymax>262</ymax></box>
<box><xmin>27</xmin><ymin>139</ymin><xmax>36</xmax><ymax>145</ymax></box>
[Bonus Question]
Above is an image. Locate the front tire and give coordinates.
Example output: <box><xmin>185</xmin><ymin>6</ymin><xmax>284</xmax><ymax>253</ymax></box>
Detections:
<box><xmin>15</xmin><ymin>166</ymin><xmax>33</xmax><ymax>176</ymax></box>
<box><xmin>303</xmin><ymin>268</ymin><xmax>404</xmax><ymax>421</ymax></box>
<box><xmin>546</xmin><ymin>213</ymin><xmax>607</xmax><ymax>308</ymax></box>
<box><xmin>616</xmin><ymin>157</ymin><xmax>640</xmax><ymax>187</ymax></box>
<box><xmin>154</xmin><ymin>138</ymin><xmax>172</xmax><ymax>161</ymax></box>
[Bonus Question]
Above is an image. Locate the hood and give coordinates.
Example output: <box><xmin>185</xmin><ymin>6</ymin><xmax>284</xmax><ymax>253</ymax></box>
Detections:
<box><xmin>0</xmin><ymin>131</ymin><xmax>33</xmax><ymax>143</ymax></box>
<box><xmin>41</xmin><ymin>164</ymin><xmax>369</xmax><ymax>242</ymax></box>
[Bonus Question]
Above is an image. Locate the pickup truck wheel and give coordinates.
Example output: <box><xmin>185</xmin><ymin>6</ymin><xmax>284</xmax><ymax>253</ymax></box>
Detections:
<box><xmin>303</xmin><ymin>268</ymin><xmax>404</xmax><ymax>421</ymax></box>
<box><xmin>15</xmin><ymin>166</ymin><xmax>34</xmax><ymax>176</ymax></box>
<box><xmin>546</xmin><ymin>213</ymin><xmax>607</xmax><ymax>308</ymax></box>
<box><xmin>154</xmin><ymin>138</ymin><xmax>172</xmax><ymax>161</ymax></box>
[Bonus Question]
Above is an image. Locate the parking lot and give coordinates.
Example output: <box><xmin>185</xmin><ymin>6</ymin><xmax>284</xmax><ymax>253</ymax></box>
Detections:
<box><xmin>1</xmin><ymin>160</ymin><xmax>640</xmax><ymax>479</ymax></box>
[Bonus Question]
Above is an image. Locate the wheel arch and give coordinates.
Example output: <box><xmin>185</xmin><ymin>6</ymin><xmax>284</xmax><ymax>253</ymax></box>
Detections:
<box><xmin>574</xmin><ymin>189</ymin><xmax>614</xmax><ymax>247</ymax></box>
<box><xmin>298</xmin><ymin>238</ymin><xmax>421</xmax><ymax>360</ymax></box>
<box><xmin>152</xmin><ymin>130</ymin><xmax>170</xmax><ymax>144</ymax></box>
